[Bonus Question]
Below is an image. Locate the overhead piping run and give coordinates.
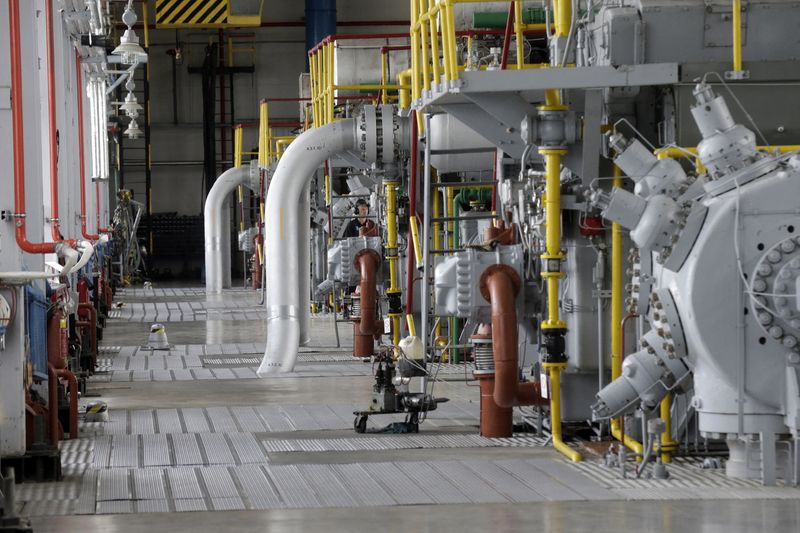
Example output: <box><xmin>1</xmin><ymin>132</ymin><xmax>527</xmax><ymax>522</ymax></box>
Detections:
<box><xmin>204</xmin><ymin>166</ymin><xmax>255</xmax><ymax>294</ymax></box>
<box><xmin>259</xmin><ymin>119</ymin><xmax>358</xmax><ymax>375</ymax></box>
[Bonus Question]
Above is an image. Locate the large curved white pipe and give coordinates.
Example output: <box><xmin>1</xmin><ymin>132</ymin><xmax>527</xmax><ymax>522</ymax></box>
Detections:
<box><xmin>258</xmin><ymin>119</ymin><xmax>357</xmax><ymax>375</ymax></box>
<box><xmin>0</xmin><ymin>243</ymin><xmax>78</xmax><ymax>284</ymax></box>
<box><xmin>298</xmin><ymin>182</ymin><xmax>311</xmax><ymax>346</ymax></box>
<box><xmin>204</xmin><ymin>166</ymin><xmax>250</xmax><ymax>294</ymax></box>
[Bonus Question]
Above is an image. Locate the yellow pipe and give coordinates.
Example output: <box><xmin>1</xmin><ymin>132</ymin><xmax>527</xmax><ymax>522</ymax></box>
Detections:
<box><xmin>406</xmin><ymin>314</ymin><xmax>417</xmax><ymax>337</ymax></box>
<box><xmin>660</xmin><ymin>393</ymin><xmax>678</xmax><ymax>463</ymax></box>
<box><xmin>409</xmin><ymin>216</ymin><xmax>423</xmax><ymax>264</ymax></box>
<box><xmin>555</xmin><ymin>0</ymin><xmax>571</xmax><ymax>37</ymax></box>
<box><xmin>427</xmin><ymin>0</ymin><xmax>441</xmax><ymax>86</ymax></box>
<box><xmin>540</xmin><ymin>149</ymin><xmax>566</xmax><ymax>331</ymax></box>
<box><xmin>397</xmin><ymin>71</ymin><xmax>412</xmax><ymax>109</ymax></box>
<box><xmin>514</xmin><ymin>0</ymin><xmax>524</xmax><ymax>70</ymax></box>
<box><xmin>258</xmin><ymin>101</ymin><xmax>268</xmax><ymax>166</ymax></box>
<box><xmin>609</xmin><ymin>166</ymin><xmax>644</xmax><ymax>456</ymax></box>
<box><xmin>309</xmin><ymin>54</ymin><xmax>317</xmax><ymax>127</ymax></box>
<box><xmin>327</xmin><ymin>42</ymin><xmax>335</xmax><ymax>125</ymax></box>
<box><xmin>418</xmin><ymin>0</ymin><xmax>431</xmax><ymax>91</ymax></box>
<box><xmin>234</xmin><ymin>126</ymin><xmax>243</xmax><ymax>168</ymax></box>
<box><xmin>445</xmin><ymin>1</ymin><xmax>459</xmax><ymax>82</ymax></box>
<box><xmin>410</xmin><ymin>0</ymin><xmax>421</xmax><ymax>104</ymax></box>
<box><xmin>543</xmin><ymin>362</ymin><xmax>582</xmax><ymax>462</ymax></box>
<box><xmin>386</xmin><ymin>179</ymin><xmax>402</xmax><ymax>345</ymax></box>
<box><xmin>732</xmin><ymin>0</ymin><xmax>743</xmax><ymax>73</ymax></box>
<box><xmin>333</xmin><ymin>84</ymin><xmax>409</xmax><ymax>91</ymax></box>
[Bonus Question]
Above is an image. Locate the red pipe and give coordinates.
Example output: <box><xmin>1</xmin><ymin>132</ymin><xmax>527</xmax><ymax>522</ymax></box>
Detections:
<box><xmin>75</xmin><ymin>49</ymin><xmax>102</xmax><ymax>241</ymax></box>
<box><xmin>10</xmin><ymin>0</ymin><xmax>57</xmax><ymax>254</ymax></box>
<box><xmin>380</xmin><ymin>45</ymin><xmax>411</xmax><ymax>54</ymax></box>
<box><xmin>481</xmin><ymin>265</ymin><xmax>546</xmax><ymax>409</ymax></box>
<box><xmin>499</xmin><ymin>3</ymin><xmax>515</xmax><ymax>70</ymax></box>
<box><xmin>77</xmin><ymin>302</ymin><xmax>98</xmax><ymax>367</ymax></box>
<box><xmin>48</xmin><ymin>365</ymin><xmax>78</xmax><ymax>444</ymax></box>
<box><xmin>45</xmin><ymin>0</ymin><xmax>75</xmax><ymax>245</ymax></box>
<box><xmin>405</xmin><ymin>111</ymin><xmax>418</xmax><ymax>328</ymax></box>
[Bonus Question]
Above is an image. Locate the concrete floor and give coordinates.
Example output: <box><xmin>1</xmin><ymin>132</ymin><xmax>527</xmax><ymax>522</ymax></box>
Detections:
<box><xmin>24</xmin><ymin>284</ymin><xmax>800</xmax><ymax>532</ymax></box>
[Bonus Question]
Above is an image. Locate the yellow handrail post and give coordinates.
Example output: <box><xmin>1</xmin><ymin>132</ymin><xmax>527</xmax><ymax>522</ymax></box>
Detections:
<box><xmin>418</xmin><ymin>0</ymin><xmax>431</xmax><ymax>93</ymax></box>
<box><xmin>258</xmin><ymin>100</ymin><xmax>268</xmax><ymax>167</ymax></box>
<box><xmin>427</xmin><ymin>0</ymin><xmax>442</xmax><ymax>88</ymax></box>
<box><xmin>380</xmin><ymin>49</ymin><xmax>389</xmax><ymax>104</ymax></box>
<box><xmin>732</xmin><ymin>0</ymin><xmax>743</xmax><ymax>73</ymax></box>
<box><xmin>514</xmin><ymin>0</ymin><xmax>524</xmax><ymax>70</ymax></box>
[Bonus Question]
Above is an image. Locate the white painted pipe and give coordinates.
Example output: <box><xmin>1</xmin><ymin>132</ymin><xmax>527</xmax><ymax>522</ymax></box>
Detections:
<box><xmin>258</xmin><ymin>119</ymin><xmax>357</xmax><ymax>375</ymax></box>
<box><xmin>298</xmin><ymin>182</ymin><xmax>311</xmax><ymax>346</ymax></box>
<box><xmin>0</xmin><ymin>243</ymin><xmax>78</xmax><ymax>284</ymax></box>
<box><xmin>204</xmin><ymin>166</ymin><xmax>250</xmax><ymax>294</ymax></box>
<box><xmin>72</xmin><ymin>240</ymin><xmax>96</xmax><ymax>272</ymax></box>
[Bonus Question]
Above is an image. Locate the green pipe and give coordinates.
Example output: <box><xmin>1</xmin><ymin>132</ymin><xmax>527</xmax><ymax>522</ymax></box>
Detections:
<box><xmin>473</xmin><ymin>8</ymin><xmax>547</xmax><ymax>29</ymax></box>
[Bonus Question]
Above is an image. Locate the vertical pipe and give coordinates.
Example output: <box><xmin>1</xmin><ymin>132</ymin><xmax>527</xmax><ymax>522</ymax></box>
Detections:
<box><xmin>386</xmin><ymin>178</ymin><xmax>402</xmax><ymax>345</ymax></box>
<box><xmin>420</xmin><ymin>113</ymin><xmax>432</xmax><ymax>356</ymax></box>
<box><xmin>499</xmin><ymin>2</ymin><xmax>515</xmax><ymax>70</ymax></box>
<box><xmin>9</xmin><ymin>0</ymin><xmax>57</xmax><ymax>254</ymax></box>
<box><xmin>427</xmin><ymin>0</ymin><xmax>441</xmax><ymax>86</ymax></box>
<box><xmin>410</xmin><ymin>0</ymin><xmax>421</xmax><ymax>103</ymax></box>
<box><xmin>732</xmin><ymin>0</ymin><xmax>743</xmax><ymax>72</ymax></box>
<box><xmin>76</xmin><ymin>51</ymin><xmax>100</xmax><ymax>241</ymax></box>
<box><xmin>444</xmin><ymin>1</ymin><xmax>458</xmax><ymax>82</ymax></box>
<box><xmin>418</xmin><ymin>0</ymin><xmax>431</xmax><ymax>92</ymax></box>
<box><xmin>406</xmin><ymin>111</ymin><xmax>418</xmax><ymax>332</ymax></box>
<box><xmin>514</xmin><ymin>0</ymin><xmax>524</xmax><ymax>69</ymax></box>
<box><xmin>544</xmin><ymin>362</ymin><xmax>582</xmax><ymax>461</ymax></box>
<box><xmin>305</xmin><ymin>0</ymin><xmax>337</xmax><ymax>69</ymax></box>
<box><xmin>298</xmin><ymin>183</ymin><xmax>312</xmax><ymax>345</ymax></box>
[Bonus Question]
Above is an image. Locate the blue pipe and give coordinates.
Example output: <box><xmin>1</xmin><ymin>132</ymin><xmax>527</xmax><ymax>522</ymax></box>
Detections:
<box><xmin>305</xmin><ymin>0</ymin><xmax>336</xmax><ymax>69</ymax></box>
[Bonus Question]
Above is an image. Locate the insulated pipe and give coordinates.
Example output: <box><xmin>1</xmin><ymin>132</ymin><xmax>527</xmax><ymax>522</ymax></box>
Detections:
<box><xmin>298</xmin><ymin>182</ymin><xmax>312</xmax><ymax>345</ymax></box>
<box><xmin>481</xmin><ymin>266</ymin><xmax>544</xmax><ymax>409</ymax></box>
<box><xmin>259</xmin><ymin>119</ymin><xmax>357</xmax><ymax>375</ymax></box>
<box><xmin>76</xmin><ymin>50</ymin><xmax>101</xmax><ymax>241</ymax></box>
<box><xmin>204</xmin><ymin>167</ymin><xmax>251</xmax><ymax>294</ymax></box>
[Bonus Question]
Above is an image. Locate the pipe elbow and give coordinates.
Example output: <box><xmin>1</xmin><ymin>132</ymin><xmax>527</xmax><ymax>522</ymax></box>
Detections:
<box><xmin>258</xmin><ymin>316</ymin><xmax>300</xmax><ymax>375</ymax></box>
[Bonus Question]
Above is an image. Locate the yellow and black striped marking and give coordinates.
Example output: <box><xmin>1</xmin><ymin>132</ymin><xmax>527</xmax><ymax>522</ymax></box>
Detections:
<box><xmin>155</xmin><ymin>0</ymin><xmax>229</xmax><ymax>28</ymax></box>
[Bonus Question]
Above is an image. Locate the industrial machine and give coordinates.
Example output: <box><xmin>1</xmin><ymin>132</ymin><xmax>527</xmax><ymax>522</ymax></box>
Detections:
<box><xmin>250</xmin><ymin>0</ymin><xmax>800</xmax><ymax>486</ymax></box>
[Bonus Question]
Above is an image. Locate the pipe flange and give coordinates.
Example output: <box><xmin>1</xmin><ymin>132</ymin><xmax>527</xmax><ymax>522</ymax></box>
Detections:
<box><xmin>650</xmin><ymin>288</ymin><xmax>688</xmax><ymax>360</ymax></box>
<box><xmin>478</xmin><ymin>264</ymin><xmax>521</xmax><ymax>303</ymax></box>
<box><xmin>751</xmin><ymin>235</ymin><xmax>800</xmax><ymax>351</ymax></box>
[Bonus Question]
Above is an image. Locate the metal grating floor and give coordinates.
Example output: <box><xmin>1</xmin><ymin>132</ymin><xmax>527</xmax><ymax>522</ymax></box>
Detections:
<box><xmin>21</xmin><ymin>456</ymin><xmax>800</xmax><ymax>517</ymax></box>
<box><xmin>79</xmin><ymin>402</ymin><xmax>482</xmax><ymax>437</ymax></box>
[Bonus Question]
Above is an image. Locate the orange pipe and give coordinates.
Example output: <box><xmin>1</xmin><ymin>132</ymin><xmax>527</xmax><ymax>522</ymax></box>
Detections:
<box><xmin>9</xmin><ymin>0</ymin><xmax>57</xmax><ymax>254</ymax></box>
<box><xmin>482</xmin><ymin>265</ymin><xmax>546</xmax><ymax>409</ymax></box>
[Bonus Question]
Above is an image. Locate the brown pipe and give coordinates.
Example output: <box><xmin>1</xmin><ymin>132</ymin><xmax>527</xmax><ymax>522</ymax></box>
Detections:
<box><xmin>47</xmin><ymin>365</ymin><xmax>61</xmax><ymax>445</ymax></box>
<box><xmin>77</xmin><ymin>303</ymin><xmax>98</xmax><ymax>370</ymax></box>
<box><xmin>57</xmin><ymin>367</ymin><xmax>79</xmax><ymax>440</ymax></box>
<box><xmin>480</xmin><ymin>265</ymin><xmax>546</xmax><ymax>409</ymax></box>
<box><xmin>355</xmin><ymin>249</ymin><xmax>381</xmax><ymax>335</ymax></box>
<box><xmin>352</xmin><ymin>249</ymin><xmax>382</xmax><ymax>358</ymax></box>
